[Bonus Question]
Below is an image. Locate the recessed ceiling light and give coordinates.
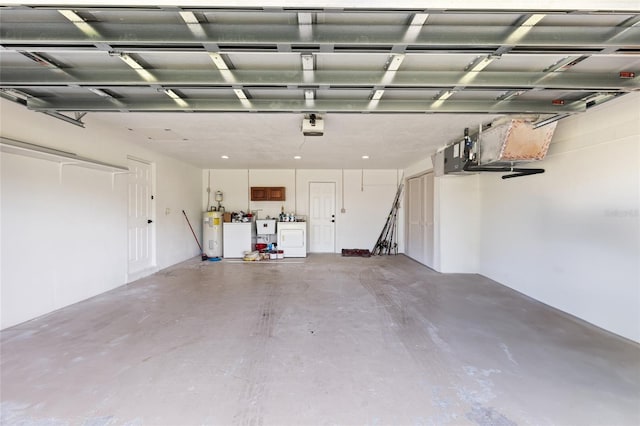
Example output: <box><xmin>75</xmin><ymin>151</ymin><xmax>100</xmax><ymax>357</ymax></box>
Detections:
<box><xmin>294</xmin><ymin>155</ymin><xmax>302</xmax><ymax>160</ymax></box>
<box><xmin>362</xmin><ymin>155</ymin><xmax>370</xmax><ymax>159</ymax></box>
<box><xmin>221</xmin><ymin>155</ymin><xmax>229</xmax><ymax>159</ymax></box>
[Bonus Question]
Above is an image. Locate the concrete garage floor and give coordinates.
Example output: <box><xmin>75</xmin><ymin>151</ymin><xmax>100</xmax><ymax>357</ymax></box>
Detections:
<box><xmin>1</xmin><ymin>255</ymin><xmax>639</xmax><ymax>425</ymax></box>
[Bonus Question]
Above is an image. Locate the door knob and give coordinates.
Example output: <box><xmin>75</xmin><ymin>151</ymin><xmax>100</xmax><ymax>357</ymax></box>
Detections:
<box><xmin>147</xmin><ymin>219</ymin><xmax>153</xmax><ymax>224</ymax></box>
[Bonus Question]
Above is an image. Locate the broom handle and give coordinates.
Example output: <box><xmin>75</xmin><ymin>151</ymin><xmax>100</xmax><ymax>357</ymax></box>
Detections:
<box><xmin>182</xmin><ymin>210</ymin><xmax>203</xmax><ymax>252</ymax></box>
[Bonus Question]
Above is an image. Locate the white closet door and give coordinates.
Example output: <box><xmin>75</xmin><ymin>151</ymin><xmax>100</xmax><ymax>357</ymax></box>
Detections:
<box><xmin>406</xmin><ymin>173</ymin><xmax>434</xmax><ymax>268</ymax></box>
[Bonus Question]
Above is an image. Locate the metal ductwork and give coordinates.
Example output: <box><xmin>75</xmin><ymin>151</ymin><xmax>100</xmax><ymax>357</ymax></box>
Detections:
<box><xmin>436</xmin><ymin>118</ymin><xmax>558</xmax><ymax>179</ymax></box>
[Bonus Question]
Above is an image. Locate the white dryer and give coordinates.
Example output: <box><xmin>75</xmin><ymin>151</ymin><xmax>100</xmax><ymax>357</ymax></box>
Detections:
<box><xmin>277</xmin><ymin>222</ymin><xmax>307</xmax><ymax>258</ymax></box>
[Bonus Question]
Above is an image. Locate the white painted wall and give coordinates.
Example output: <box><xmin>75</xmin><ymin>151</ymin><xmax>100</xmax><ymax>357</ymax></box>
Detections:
<box><xmin>202</xmin><ymin>168</ymin><xmax>401</xmax><ymax>252</ymax></box>
<box><xmin>435</xmin><ymin>174</ymin><xmax>481</xmax><ymax>273</ymax></box>
<box><xmin>1</xmin><ymin>99</ymin><xmax>202</xmax><ymax>330</ymax></box>
<box><xmin>477</xmin><ymin>93</ymin><xmax>640</xmax><ymax>342</ymax></box>
<box><xmin>404</xmin><ymin>154</ymin><xmax>481</xmax><ymax>272</ymax></box>
<box><xmin>402</xmin><ymin>94</ymin><xmax>639</xmax><ymax>341</ymax></box>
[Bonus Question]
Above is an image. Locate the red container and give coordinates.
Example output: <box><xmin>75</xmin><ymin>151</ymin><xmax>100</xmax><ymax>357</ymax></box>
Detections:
<box><xmin>255</xmin><ymin>243</ymin><xmax>267</xmax><ymax>251</ymax></box>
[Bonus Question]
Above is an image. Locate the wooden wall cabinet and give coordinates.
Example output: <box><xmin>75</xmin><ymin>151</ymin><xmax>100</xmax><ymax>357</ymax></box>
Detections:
<box><xmin>251</xmin><ymin>186</ymin><xmax>286</xmax><ymax>201</ymax></box>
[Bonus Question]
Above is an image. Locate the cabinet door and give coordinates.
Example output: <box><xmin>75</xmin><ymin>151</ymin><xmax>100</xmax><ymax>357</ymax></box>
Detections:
<box><xmin>269</xmin><ymin>187</ymin><xmax>286</xmax><ymax>201</ymax></box>
<box><xmin>251</xmin><ymin>187</ymin><xmax>268</xmax><ymax>201</ymax></box>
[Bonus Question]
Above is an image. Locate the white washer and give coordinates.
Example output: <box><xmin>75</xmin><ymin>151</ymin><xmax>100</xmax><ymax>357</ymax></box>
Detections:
<box><xmin>223</xmin><ymin>222</ymin><xmax>254</xmax><ymax>258</ymax></box>
<box><xmin>277</xmin><ymin>222</ymin><xmax>307</xmax><ymax>258</ymax></box>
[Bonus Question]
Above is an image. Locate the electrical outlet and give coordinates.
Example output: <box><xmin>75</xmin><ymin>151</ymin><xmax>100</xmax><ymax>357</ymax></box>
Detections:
<box><xmin>165</xmin><ymin>208</ymin><xmax>171</xmax><ymax>215</ymax></box>
<box><xmin>341</xmin><ymin>208</ymin><xmax>346</xmax><ymax>213</ymax></box>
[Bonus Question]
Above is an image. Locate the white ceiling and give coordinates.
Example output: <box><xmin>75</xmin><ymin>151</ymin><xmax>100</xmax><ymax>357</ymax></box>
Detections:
<box><xmin>0</xmin><ymin>1</ymin><xmax>638</xmax><ymax>169</ymax></box>
<box><xmin>88</xmin><ymin>111</ymin><xmax>502</xmax><ymax>169</ymax></box>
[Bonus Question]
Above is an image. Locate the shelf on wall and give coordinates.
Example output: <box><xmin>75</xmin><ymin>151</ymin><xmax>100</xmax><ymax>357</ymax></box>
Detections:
<box><xmin>0</xmin><ymin>137</ymin><xmax>128</xmax><ymax>173</ymax></box>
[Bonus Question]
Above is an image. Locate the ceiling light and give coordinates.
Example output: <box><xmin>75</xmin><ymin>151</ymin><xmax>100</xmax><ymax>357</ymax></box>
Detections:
<box><xmin>362</xmin><ymin>155</ymin><xmax>370</xmax><ymax>159</ymax></box>
<box><xmin>221</xmin><ymin>155</ymin><xmax>229</xmax><ymax>159</ymax></box>
<box><xmin>294</xmin><ymin>155</ymin><xmax>302</xmax><ymax>160</ymax></box>
<box><xmin>179</xmin><ymin>11</ymin><xmax>199</xmax><ymax>25</ymax></box>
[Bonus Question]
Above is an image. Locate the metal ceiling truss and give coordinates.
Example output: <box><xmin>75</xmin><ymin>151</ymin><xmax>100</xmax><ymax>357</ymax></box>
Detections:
<box><xmin>0</xmin><ymin>6</ymin><xmax>638</xmax><ymax>117</ymax></box>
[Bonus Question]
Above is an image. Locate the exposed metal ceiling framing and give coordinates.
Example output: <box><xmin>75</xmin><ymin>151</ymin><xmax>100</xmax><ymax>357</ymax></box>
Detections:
<box><xmin>1</xmin><ymin>4</ymin><xmax>639</xmax><ymax>118</ymax></box>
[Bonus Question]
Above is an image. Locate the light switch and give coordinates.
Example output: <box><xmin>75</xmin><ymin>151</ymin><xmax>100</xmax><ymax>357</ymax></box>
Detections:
<box><xmin>165</xmin><ymin>208</ymin><xmax>171</xmax><ymax>215</ymax></box>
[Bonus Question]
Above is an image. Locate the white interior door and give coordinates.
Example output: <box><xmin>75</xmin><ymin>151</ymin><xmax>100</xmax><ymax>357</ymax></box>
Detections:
<box><xmin>128</xmin><ymin>158</ymin><xmax>154</xmax><ymax>275</ymax></box>
<box><xmin>406</xmin><ymin>173</ymin><xmax>434</xmax><ymax>268</ymax></box>
<box><xmin>424</xmin><ymin>173</ymin><xmax>435</xmax><ymax>267</ymax></box>
<box><xmin>309</xmin><ymin>182</ymin><xmax>336</xmax><ymax>253</ymax></box>
<box><xmin>407</xmin><ymin>176</ymin><xmax>425</xmax><ymax>263</ymax></box>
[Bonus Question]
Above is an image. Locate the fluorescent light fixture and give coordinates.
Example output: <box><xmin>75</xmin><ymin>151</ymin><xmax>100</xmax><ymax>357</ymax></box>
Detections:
<box><xmin>164</xmin><ymin>89</ymin><xmax>189</xmax><ymax>108</ymax></box>
<box><xmin>294</xmin><ymin>155</ymin><xmax>302</xmax><ymax>160</ymax></box>
<box><xmin>221</xmin><ymin>155</ymin><xmax>229</xmax><ymax>159</ymax></box>
<box><xmin>118</xmin><ymin>53</ymin><xmax>156</xmax><ymax>82</ymax></box>
<box><xmin>362</xmin><ymin>155</ymin><xmax>370</xmax><ymax>159</ymax></box>
<box><xmin>371</xmin><ymin>90</ymin><xmax>385</xmax><ymax>101</ymax></box>
<box><xmin>179</xmin><ymin>11</ymin><xmax>199</xmax><ymax>24</ymax></box>
<box><xmin>59</xmin><ymin>9</ymin><xmax>100</xmax><ymax>38</ymax></box>
<box><xmin>301</xmin><ymin>54</ymin><xmax>315</xmax><ymax>71</ymax></box>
